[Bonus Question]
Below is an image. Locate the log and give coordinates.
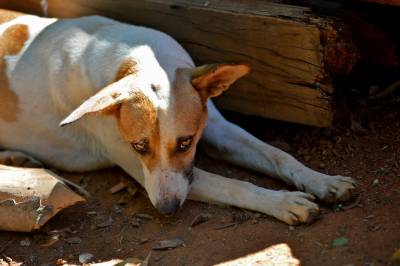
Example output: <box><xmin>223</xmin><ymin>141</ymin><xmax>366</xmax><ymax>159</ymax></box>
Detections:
<box><xmin>0</xmin><ymin>0</ymin><xmax>359</xmax><ymax>127</ymax></box>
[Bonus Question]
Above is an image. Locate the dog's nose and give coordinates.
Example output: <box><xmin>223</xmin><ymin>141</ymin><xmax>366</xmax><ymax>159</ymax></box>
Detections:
<box><xmin>156</xmin><ymin>197</ymin><xmax>180</xmax><ymax>215</ymax></box>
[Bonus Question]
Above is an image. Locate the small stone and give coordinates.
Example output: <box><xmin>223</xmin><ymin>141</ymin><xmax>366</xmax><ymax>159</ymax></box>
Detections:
<box><xmin>20</xmin><ymin>238</ymin><xmax>30</xmax><ymax>247</ymax></box>
<box><xmin>131</xmin><ymin>219</ymin><xmax>140</xmax><ymax>227</ymax></box>
<box><xmin>65</xmin><ymin>237</ymin><xmax>82</xmax><ymax>244</ymax></box>
<box><xmin>96</xmin><ymin>217</ymin><xmax>114</xmax><ymax>228</ymax></box>
<box><xmin>127</xmin><ymin>185</ymin><xmax>138</xmax><ymax>196</ymax></box>
<box><xmin>87</xmin><ymin>211</ymin><xmax>97</xmax><ymax>216</ymax></box>
<box><xmin>135</xmin><ymin>213</ymin><xmax>154</xmax><ymax>220</ymax></box>
<box><xmin>113</xmin><ymin>204</ymin><xmax>123</xmax><ymax>213</ymax></box>
<box><xmin>153</xmin><ymin>237</ymin><xmax>185</xmax><ymax>250</ymax></box>
<box><xmin>372</xmin><ymin>179</ymin><xmax>379</xmax><ymax>185</ymax></box>
<box><xmin>79</xmin><ymin>253</ymin><xmax>95</xmax><ymax>264</ymax></box>
<box><xmin>109</xmin><ymin>181</ymin><xmax>127</xmax><ymax>194</ymax></box>
<box><xmin>332</xmin><ymin>237</ymin><xmax>348</xmax><ymax>247</ymax></box>
<box><xmin>139</xmin><ymin>238</ymin><xmax>149</xmax><ymax>244</ymax></box>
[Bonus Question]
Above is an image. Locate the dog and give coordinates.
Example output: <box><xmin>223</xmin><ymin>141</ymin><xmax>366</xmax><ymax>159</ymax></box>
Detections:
<box><xmin>0</xmin><ymin>9</ymin><xmax>356</xmax><ymax>225</ymax></box>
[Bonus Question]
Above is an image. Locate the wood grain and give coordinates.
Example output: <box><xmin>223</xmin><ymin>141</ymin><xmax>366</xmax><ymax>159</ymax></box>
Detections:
<box><xmin>0</xmin><ymin>0</ymin><xmax>359</xmax><ymax>126</ymax></box>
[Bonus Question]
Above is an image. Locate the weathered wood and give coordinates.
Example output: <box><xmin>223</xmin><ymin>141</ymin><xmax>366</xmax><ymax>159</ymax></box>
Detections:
<box><xmin>0</xmin><ymin>165</ymin><xmax>85</xmax><ymax>232</ymax></box>
<box><xmin>0</xmin><ymin>0</ymin><xmax>359</xmax><ymax>126</ymax></box>
<box><xmin>360</xmin><ymin>0</ymin><xmax>400</xmax><ymax>6</ymax></box>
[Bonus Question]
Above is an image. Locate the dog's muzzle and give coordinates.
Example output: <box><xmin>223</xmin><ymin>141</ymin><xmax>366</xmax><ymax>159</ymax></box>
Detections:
<box><xmin>155</xmin><ymin>197</ymin><xmax>180</xmax><ymax>215</ymax></box>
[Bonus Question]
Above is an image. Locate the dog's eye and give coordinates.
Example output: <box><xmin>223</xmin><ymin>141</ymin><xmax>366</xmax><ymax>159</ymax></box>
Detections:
<box><xmin>131</xmin><ymin>139</ymin><xmax>149</xmax><ymax>155</ymax></box>
<box><xmin>177</xmin><ymin>136</ymin><xmax>193</xmax><ymax>152</ymax></box>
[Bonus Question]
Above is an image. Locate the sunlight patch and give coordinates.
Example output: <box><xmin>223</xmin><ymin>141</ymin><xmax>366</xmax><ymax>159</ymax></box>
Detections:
<box><xmin>214</xmin><ymin>243</ymin><xmax>300</xmax><ymax>266</ymax></box>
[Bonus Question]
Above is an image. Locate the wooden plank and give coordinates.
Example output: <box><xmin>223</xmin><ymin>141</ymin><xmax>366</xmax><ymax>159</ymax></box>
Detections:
<box><xmin>0</xmin><ymin>0</ymin><xmax>358</xmax><ymax>126</ymax></box>
<box><xmin>359</xmin><ymin>0</ymin><xmax>400</xmax><ymax>6</ymax></box>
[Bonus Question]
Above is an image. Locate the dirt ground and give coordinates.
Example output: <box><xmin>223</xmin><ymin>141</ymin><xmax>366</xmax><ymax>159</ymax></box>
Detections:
<box><xmin>0</xmin><ymin>98</ymin><xmax>400</xmax><ymax>265</ymax></box>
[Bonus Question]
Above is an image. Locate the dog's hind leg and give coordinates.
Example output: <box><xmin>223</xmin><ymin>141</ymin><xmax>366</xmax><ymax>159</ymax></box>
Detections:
<box><xmin>189</xmin><ymin>167</ymin><xmax>319</xmax><ymax>225</ymax></box>
<box><xmin>201</xmin><ymin>101</ymin><xmax>356</xmax><ymax>203</ymax></box>
<box><xmin>0</xmin><ymin>150</ymin><xmax>43</xmax><ymax>168</ymax></box>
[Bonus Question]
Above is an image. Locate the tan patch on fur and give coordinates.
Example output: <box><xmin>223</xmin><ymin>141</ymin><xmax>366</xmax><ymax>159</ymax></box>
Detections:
<box><xmin>166</xmin><ymin>80</ymin><xmax>207</xmax><ymax>172</ymax></box>
<box><xmin>191</xmin><ymin>64</ymin><xmax>250</xmax><ymax>102</ymax></box>
<box><xmin>118</xmin><ymin>92</ymin><xmax>160</xmax><ymax>172</ymax></box>
<box><xmin>0</xmin><ymin>9</ymin><xmax>24</xmax><ymax>24</ymax></box>
<box><xmin>0</xmin><ymin>24</ymin><xmax>29</xmax><ymax>122</ymax></box>
<box><xmin>115</xmin><ymin>59</ymin><xmax>138</xmax><ymax>81</ymax></box>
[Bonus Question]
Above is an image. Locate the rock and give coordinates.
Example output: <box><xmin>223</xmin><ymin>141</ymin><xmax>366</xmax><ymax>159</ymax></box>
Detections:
<box><xmin>79</xmin><ymin>253</ymin><xmax>95</xmax><ymax>264</ymax></box>
<box><xmin>65</xmin><ymin>237</ymin><xmax>82</xmax><ymax>244</ymax></box>
<box><xmin>135</xmin><ymin>213</ymin><xmax>154</xmax><ymax>220</ymax></box>
<box><xmin>153</xmin><ymin>237</ymin><xmax>185</xmax><ymax>250</ymax></box>
<box><xmin>96</xmin><ymin>217</ymin><xmax>114</xmax><ymax>228</ymax></box>
<box><xmin>109</xmin><ymin>181</ymin><xmax>128</xmax><ymax>194</ymax></box>
<box><xmin>332</xmin><ymin>237</ymin><xmax>348</xmax><ymax>247</ymax></box>
<box><xmin>19</xmin><ymin>238</ymin><xmax>30</xmax><ymax>247</ymax></box>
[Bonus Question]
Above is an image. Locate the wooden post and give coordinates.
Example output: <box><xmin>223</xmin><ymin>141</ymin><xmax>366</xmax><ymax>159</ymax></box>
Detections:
<box><xmin>0</xmin><ymin>0</ymin><xmax>359</xmax><ymax>126</ymax></box>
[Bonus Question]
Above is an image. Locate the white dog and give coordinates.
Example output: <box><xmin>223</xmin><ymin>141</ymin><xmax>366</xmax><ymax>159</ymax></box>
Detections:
<box><xmin>0</xmin><ymin>10</ymin><xmax>355</xmax><ymax>225</ymax></box>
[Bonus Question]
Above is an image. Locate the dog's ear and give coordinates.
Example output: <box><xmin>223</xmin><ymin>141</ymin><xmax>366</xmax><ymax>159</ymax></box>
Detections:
<box><xmin>191</xmin><ymin>63</ymin><xmax>250</xmax><ymax>102</ymax></box>
<box><xmin>60</xmin><ymin>75</ymin><xmax>135</xmax><ymax>126</ymax></box>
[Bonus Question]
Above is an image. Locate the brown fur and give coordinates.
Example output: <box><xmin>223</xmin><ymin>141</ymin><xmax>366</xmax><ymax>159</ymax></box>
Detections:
<box><xmin>0</xmin><ymin>9</ymin><xmax>24</xmax><ymax>24</ymax></box>
<box><xmin>191</xmin><ymin>64</ymin><xmax>250</xmax><ymax>102</ymax></box>
<box><xmin>113</xmin><ymin>58</ymin><xmax>163</xmax><ymax>171</ymax></box>
<box><xmin>0</xmin><ymin>24</ymin><xmax>29</xmax><ymax>122</ymax></box>
<box><xmin>118</xmin><ymin>92</ymin><xmax>160</xmax><ymax>172</ymax></box>
<box><xmin>167</xmin><ymin>79</ymin><xmax>207</xmax><ymax>172</ymax></box>
<box><xmin>115</xmin><ymin>59</ymin><xmax>138</xmax><ymax>81</ymax></box>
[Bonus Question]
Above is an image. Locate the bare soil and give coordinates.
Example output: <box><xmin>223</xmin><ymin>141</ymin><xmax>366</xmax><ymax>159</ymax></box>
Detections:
<box><xmin>0</xmin><ymin>100</ymin><xmax>399</xmax><ymax>266</ymax></box>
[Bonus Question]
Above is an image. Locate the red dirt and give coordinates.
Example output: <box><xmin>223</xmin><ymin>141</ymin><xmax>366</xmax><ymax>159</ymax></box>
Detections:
<box><xmin>1</xmin><ymin>101</ymin><xmax>399</xmax><ymax>266</ymax></box>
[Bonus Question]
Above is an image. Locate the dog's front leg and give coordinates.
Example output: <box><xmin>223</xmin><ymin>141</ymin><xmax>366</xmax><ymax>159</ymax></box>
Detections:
<box><xmin>188</xmin><ymin>167</ymin><xmax>319</xmax><ymax>225</ymax></box>
<box><xmin>202</xmin><ymin>102</ymin><xmax>356</xmax><ymax>203</ymax></box>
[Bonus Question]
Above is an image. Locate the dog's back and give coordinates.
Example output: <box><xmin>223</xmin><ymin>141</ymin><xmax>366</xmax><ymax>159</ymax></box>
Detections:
<box><xmin>0</xmin><ymin>10</ymin><xmax>193</xmax><ymax>170</ymax></box>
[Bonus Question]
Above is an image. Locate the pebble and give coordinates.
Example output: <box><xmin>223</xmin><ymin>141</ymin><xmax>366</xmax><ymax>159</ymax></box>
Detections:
<box><xmin>65</xmin><ymin>237</ymin><xmax>82</xmax><ymax>244</ymax></box>
<box><xmin>135</xmin><ymin>213</ymin><xmax>154</xmax><ymax>220</ymax></box>
<box><xmin>79</xmin><ymin>253</ymin><xmax>95</xmax><ymax>264</ymax></box>
<box><xmin>20</xmin><ymin>238</ymin><xmax>30</xmax><ymax>247</ymax></box>
<box><xmin>96</xmin><ymin>217</ymin><xmax>114</xmax><ymax>228</ymax></box>
<box><xmin>372</xmin><ymin>179</ymin><xmax>379</xmax><ymax>185</ymax></box>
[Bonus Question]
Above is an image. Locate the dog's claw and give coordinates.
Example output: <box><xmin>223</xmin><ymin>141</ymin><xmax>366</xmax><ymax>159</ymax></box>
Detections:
<box><xmin>273</xmin><ymin>191</ymin><xmax>320</xmax><ymax>225</ymax></box>
<box><xmin>300</xmin><ymin>175</ymin><xmax>356</xmax><ymax>204</ymax></box>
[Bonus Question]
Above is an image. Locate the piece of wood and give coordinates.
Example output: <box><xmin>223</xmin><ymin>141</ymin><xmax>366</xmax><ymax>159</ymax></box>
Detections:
<box><xmin>0</xmin><ymin>165</ymin><xmax>85</xmax><ymax>232</ymax></box>
<box><xmin>0</xmin><ymin>0</ymin><xmax>359</xmax><ymax>126</ymax></box>
<box><xmin>359</xmin><ymin>0</ymin><xmax>400</xmax><ymax>6</ymax></box>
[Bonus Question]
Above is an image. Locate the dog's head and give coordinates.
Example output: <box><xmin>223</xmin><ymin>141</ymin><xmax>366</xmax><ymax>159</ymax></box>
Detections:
<box><xmin>61</xmin><ymin>62</ymin><xmax>249</xmax><ymax>214</ymax></box>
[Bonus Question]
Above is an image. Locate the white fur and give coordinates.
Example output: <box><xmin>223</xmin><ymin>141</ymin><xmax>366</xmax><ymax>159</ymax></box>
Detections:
<box><xmin>0</xmin><ymin>14</ymin><xmax>355</xmax><ymax>224</ymax></box>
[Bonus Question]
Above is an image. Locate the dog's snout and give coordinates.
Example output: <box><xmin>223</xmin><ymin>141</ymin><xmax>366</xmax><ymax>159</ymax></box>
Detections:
<box><xmin>156</xmin><ymin>197</ymin><xmax>180</xmax><ymax>215</ymax></box>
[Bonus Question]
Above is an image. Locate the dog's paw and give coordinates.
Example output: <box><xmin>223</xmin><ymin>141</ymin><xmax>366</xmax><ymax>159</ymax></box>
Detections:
<box><xmin>303</xmin><ymin>175</ymin><xmax>356</xmax><ymax>203</ymax></box>
<box><xmin>0</xmin><ymin>151</ymin><xmax>43</xmax><ymax>168</ymax></box>
<box><xmin>272</xmin><ymin>191</ymin><xmax>319</xmax><ymax>225</ymax></box>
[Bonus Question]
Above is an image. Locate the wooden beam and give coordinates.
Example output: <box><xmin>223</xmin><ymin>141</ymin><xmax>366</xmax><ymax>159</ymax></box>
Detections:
<box><xmin>0</xmin><ymin>0</ymin><xmax>359</xmax><ymax>126</ymax></box>
<box><xmin>360</xmin><ymin>0</ymin><xmax>400</xmax><ymax>6</ymax></box>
